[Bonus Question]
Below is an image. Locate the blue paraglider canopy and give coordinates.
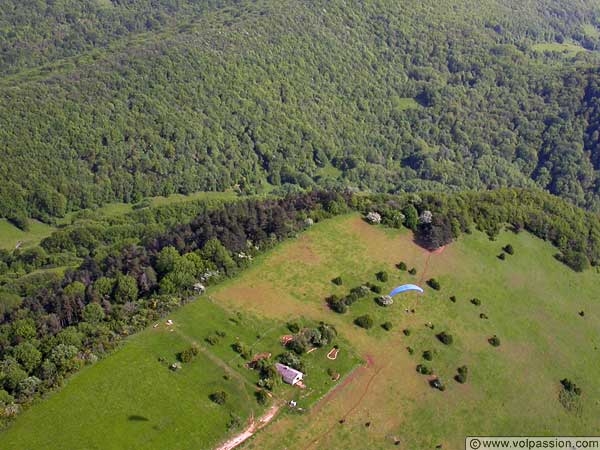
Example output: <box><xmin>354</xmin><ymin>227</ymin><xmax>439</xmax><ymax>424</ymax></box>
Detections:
<box><xmin>389</xmin><ymin>284</ymin><xmax>424</xmax><ymax>297</ymax></box>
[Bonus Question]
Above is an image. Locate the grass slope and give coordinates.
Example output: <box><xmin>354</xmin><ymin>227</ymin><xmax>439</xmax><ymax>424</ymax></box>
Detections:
<box><xmin>0</xmin><ymin>289</ymin><xmax>358</xmax><ymax>450</ymax></box>
<box><xmin>2</xmin><ymin>213</ymin><xmax>599</xmax><ymax>449</ymax></box>
<box><xmin>208</xmin><ymin>214</ymin><xmax>600</xmax><ymax>450</ymax></box>
<box><xmin>0</xmin><ymin>219</ymin><xmax>56</xmax><ymax>250</ymax></box>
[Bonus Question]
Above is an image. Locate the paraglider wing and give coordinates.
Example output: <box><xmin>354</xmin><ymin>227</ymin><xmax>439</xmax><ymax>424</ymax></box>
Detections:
<box><xmin>389</xmin><ymin>284</ymin><xmax>424</xmax><ymax>297</ymax></box>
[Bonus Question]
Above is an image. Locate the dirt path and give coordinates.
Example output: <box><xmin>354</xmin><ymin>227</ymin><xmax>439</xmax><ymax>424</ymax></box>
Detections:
<box><xmin>215</xmin><ymin>403</ymin><xmax>282</xmax><ymax>450</ymax></box>
<box><xmin>303</xmin><ymin>355</ymin><xmax>385</xmax><ymax>450</ymax></box>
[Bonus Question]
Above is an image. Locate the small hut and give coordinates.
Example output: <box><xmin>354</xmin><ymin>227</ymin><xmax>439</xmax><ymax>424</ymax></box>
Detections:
<box><xmin>275</xmin><ymin>363</ymin><xmax>304</xmax><ymax>385</ymax></box>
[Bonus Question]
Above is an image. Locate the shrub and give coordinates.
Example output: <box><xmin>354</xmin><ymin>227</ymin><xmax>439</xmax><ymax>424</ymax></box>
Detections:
<box><xmin>227</xmin><ymin>413</ymin><xmax>242</xmax><ymax>430</ymax></box>
<box><xmin>403</xmin><ymin>329</ymin><xmax>411</xmax><ymax>336</ymax></box>
<box><xmin>350</xmin><ymin>286</ymin><xmax>370</xmax><ymax>298</ymax></box>
<box><xmin>216</xmin><ymin>330</ymin><xmax>226</xmax><ymax>338</ymax></box>
<box><xmin>209</xmin><ymin>391</ymin><xmax>228</xmax><ymax>405</ymax></box>
<box><xmin>427</xmin><ymin>278</ymin><xmax>441</xmax><ymax>290</ymax></box>
<box><xmin>232</xmin><ymin>341</ymin><xmax>251</xmax><ymax>359</ymax></box>
<box><xmin>430</xmin><ymin>378</ymin><xmax>445</xmax><ymax>391</ymax></box>
<box><xmin>470</xmin><ymin>298</ymin><xmax>481</xmax><ymax>306</ymax></box>
<box><xmin>449</xmin><ymin>296</ymin><xmax>457</xmax><ymax>303</ymax></box>
<box><xmin>278</xmin><ymin>351</ymin><xmax>305</xmax><ymax>372</ymax></box>
<box><xmin>559</xmin><ymin>378</ymin><xmax>582</xmax><ymax>412</ymax></box>
<box><xmin>560</xmin><ymin>378</ymin><xmax>582</xmax><ymax>396</ymax></box>
<box><xmin>288</xmin><ymin>337</ymin><xmax>308</xmax><ymax>355</ymax></box>
<box><xmin>437</xmin><ymin>332</ymin><xmax>453</xmax><ymax>345</ymax></box>
<box><xmin>343</xmin><ymin>291</ymin><xmax>361</xmax><ymax>306</ymax></box>
<box><xmin>354</xmin><ymin>315</ymin><xmax>374</xmax><ymax>329</ymax></box>
<box><xmin>498</xmin><ymin>253</ymin><xmax>506</xmax><ymax>260</ymax></box>
<box><xmin>287</xmin><ymin>322</ymin><xmax>300</xmax><ymax>333</ymax></box>
<box><xmin>376</xmin><ymin>271</ymin><xmax>388</xmax><ymax>282</ymax></box>
<box><xmin>397</xmin><ymin>262</ymin><xmax>407</xmax><ymax>271</ymax></box>
<box><xmin>408</xmin><ymin>268</ymin><xmax>417</xmax><ymax>275</ymax></box>
<box><xmin>205</xmin><ymin>335</ymin><xmax>219</xmax><ymax>346</ymax></box>
<box><xmin>557</xmin><ymin>250</ymin><xmax>589</xmax><ymax>272</ymax></box>
<box><xmin>370</xmin><ymin>284</ymin><xmax>382</xmax><ymax>294</ymax></box>
<box><xmin>416</xmin><ymin>364</ymin><xmax>433</xmax><ymax>375</ymax></box>
<box><xmin>503</xmin><ymin>244</ymin><xmax>514</xmax><ymax>255</ymax></box>
<box><xmin>332</xmin><ymin>276</ymin><xmax>343</xmax><ymax>286</ymax></box>
<box><xmin>255</xmin><ymin>389</ymin><xmax>269</xmax><ymax>405</ymax></box>
<box><xmin>488</xmin><ymin>335</ymin><xmax>501</xmax><ymax>347</ymax></box>
<box><xmin>7</xmin><ymin>214</ymin><xmax>29</xmax><ymax>232</ymax></box>
<box><xmin>455</xmin><ymin>365</ymin><xmax>468</xmax><ymax>383</ymax></box>
<box><xmin>407</xmin><ymin>346</ymin><xmax>414</xmax><ymax>355</ymax></box>
<box><xmin>422</xmin><ymin>350</ymin><xmax>433</xmax><ymax>361</ymax></box>
<box><xmin>382</xmin><ymin>321</ymin><xmax>393</xmax><ymax>331</ymax></box>
<box><xmin>326</xmin><ymin>295</ymin><xmax>347</xmax><ymax>314</ymax></box>
<box><xmin>178</xmin><ymin>344</ymin><xmax>200</xmax><ymax>363</ymax></box>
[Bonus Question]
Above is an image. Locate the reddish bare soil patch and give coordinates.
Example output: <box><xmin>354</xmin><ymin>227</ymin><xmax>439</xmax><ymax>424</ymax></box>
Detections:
<box><xmin>271</xmin><ymin>234</ymin><xmax>321</xmax><ymax>266</ymax></box>
<box><xmin>213</xmin><ymin>282</ymin><xmax>320</xmax><ymax>320</ymax></box>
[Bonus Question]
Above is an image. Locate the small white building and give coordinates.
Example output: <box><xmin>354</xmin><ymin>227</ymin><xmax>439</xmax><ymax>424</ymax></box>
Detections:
<box><xmin>275</xmin><ymin>363</ymin><xmax>304</xmax><ymax>385</ymax></box>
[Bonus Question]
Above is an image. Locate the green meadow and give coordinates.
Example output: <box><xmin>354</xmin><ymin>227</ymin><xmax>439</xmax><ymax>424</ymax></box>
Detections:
<box><xmin>531</xmin><ymin>42</ymin><xmax>586</xmax><ymax>56</ymax></box>
<box><xmin>209</xmin><ymin>214</ymin><xmax>600</xmax><ymax>450</ymax></box>
<box><xmin>0</xmin><ymin>219</ymin><xmax>56</xmax><ymax>250</ymax></box>
<box><xmin>0</xmin><ymin>295</ymin><xmax>357</xmax><ymax>450</ymax></box>
<box><xmin>2</xmin><ymin>213</ymin><xmax>600</xmax><ymax>449</ymax></box>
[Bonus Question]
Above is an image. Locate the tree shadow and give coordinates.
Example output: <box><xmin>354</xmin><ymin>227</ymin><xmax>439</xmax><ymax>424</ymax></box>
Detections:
<box><xmin>128</xmin><ymin>415</ymin><xmax>149</xmax><ymax>422</ymax></box>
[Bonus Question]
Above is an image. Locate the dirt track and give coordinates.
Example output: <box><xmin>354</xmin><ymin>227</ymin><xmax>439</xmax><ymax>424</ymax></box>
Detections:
<box><xmin>215</xmin><ymin>403</ymin><xmax>282</xmax><ymax>450</ymax></box>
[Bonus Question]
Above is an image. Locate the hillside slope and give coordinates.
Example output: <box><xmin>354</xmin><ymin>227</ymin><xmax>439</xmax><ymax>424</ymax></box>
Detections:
<box><xmin>2</xmin><ymin>0</ymin><xmax>600</xmax><ymax>218</ymax></box>
<box><xmin>2</xmin><ymin>214</ymin><xmax>598</xmax><ymax>449</ymax></box>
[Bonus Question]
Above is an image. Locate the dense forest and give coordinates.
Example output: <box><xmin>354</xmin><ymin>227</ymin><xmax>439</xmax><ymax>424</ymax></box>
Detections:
<box><xmin>2</xmin><ymin>0</ymin><xmax>600</xmax><ymax>220</ymax></box>
<box><xmin>0</xmin><ymin>188</ymin><xmax>598</xmax><ymax>422</ymax></box>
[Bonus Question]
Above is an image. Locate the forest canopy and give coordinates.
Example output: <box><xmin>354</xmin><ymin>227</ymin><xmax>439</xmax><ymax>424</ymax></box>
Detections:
<box><xmin>2</xmin><ymin>0</ymin><xmax>600</xmax><ymax>219</ymax></box>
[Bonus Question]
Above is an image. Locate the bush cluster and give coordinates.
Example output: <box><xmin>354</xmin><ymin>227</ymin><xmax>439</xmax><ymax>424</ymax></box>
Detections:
<box><xmin>209</xmin><ymin>391</ymin><xmax>228</xmax><ymax>405</ymax></box>
<box><xmin>437</xmin><ymin>332</ymin><xmax>453</xmax><ymax>345</ymax></box>
<box><xmin>354</xmin><ymin>315</ymin><xmax>374</xmax><ymax>329</ymax></box>
<box><xmin>416</xmin><ymin>364</ymin><xmax>433</xmax><ymax>375</ymax></box>
<box><xmin>488</xmin><ymin>335</ymin><xmax>501</xmax><ymax>347</ymax></box>
<box><xmin>427</xmin><ymin>278</ymin><xmax>441</xmax><ymax>290</ymax></box>
<box><xmin>178</xmin><ymin>344</ymin><xmax>200</xmax><ymax>363</ymax></box>
<box><xmin>455</xmin><ymin>366</ymin><xmax>468</xmax><ymax>384</ymax></box>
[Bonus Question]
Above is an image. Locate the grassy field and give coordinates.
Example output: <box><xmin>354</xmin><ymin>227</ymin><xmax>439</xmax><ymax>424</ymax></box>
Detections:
<box><xmin>61</xmin><ymin>191</ymin><xmax>239</xmax><ymax>223</ymax></box>
<box><xmin>0</xmin><ymin>191</ymin><xmax>238</xmax><ymax>249</ymax></box>
<box><xmin>532</xmin><ymin>42</ymin><xmax>586</xmax><ymax>56</ymax></box>
<box><xmin>395</xmin><ymin>97</ymin><xmax>420</xmax><ymax>110</ymax></box>
<box><xmin>207</xmin><ymin>214</ymin><xmax>600</xmax><ymax>450</ymax></box>
<box><xmin>2</xmin><ymin>213</ymin><xmax>600</xmax><ymax>449</ymax></box>
<box><xmin>0</xmin><ymin>219</ymin><xmax>56</xmax><ymax>250</ymax></box>
<box><xmin>0</xmin><ymin>291</ymin><xmax>358</xmax><ymax>450</ymax></box>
